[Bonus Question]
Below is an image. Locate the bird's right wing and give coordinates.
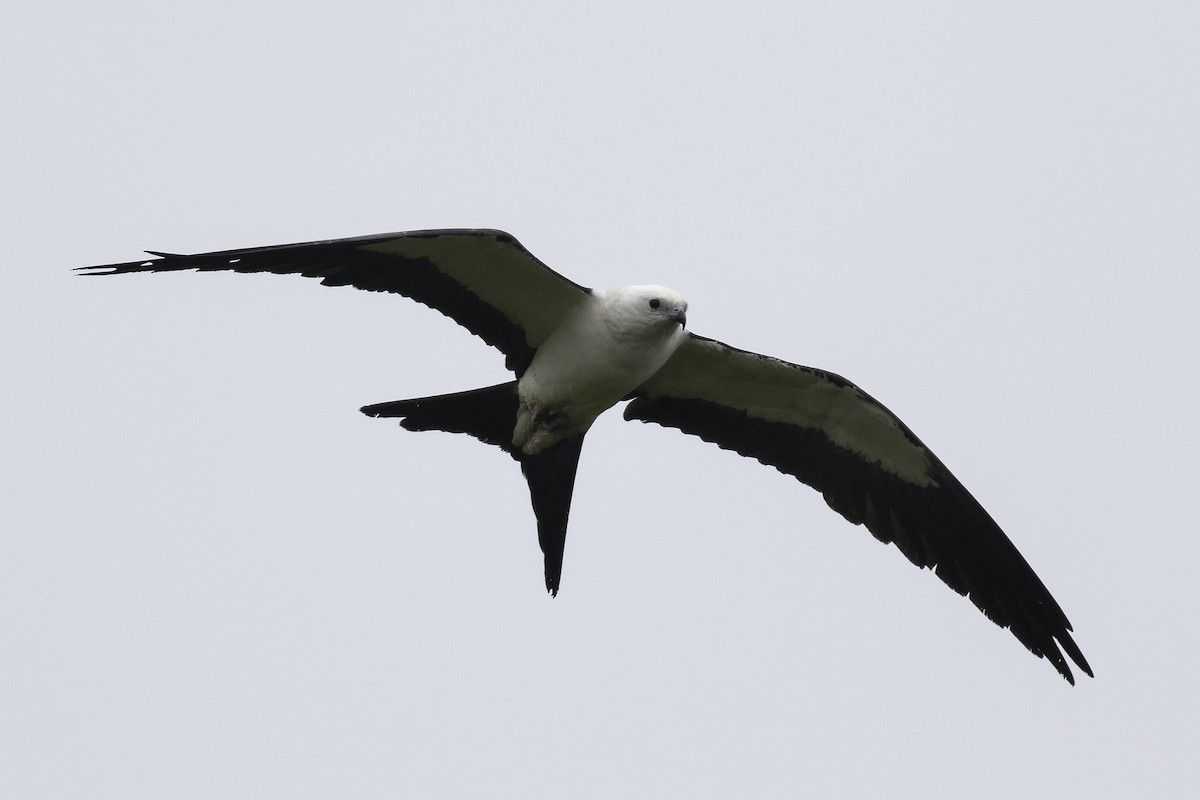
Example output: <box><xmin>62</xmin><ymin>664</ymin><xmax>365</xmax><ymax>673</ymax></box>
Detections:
<box><xmin>626</xmin><ymin>333</ymin><xmax>1091</xmax><ymax>683</ymax></box>
<box><xmin>76</xmin><ymin>229</ymin><xmax>590</xmax><ymax>375</ymax></box>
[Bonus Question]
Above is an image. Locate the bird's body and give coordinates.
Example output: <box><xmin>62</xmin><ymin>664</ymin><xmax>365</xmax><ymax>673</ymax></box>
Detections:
<box><xmin>515</xmin><ymin>285</ymin><xmax>688</xmax><ymax>454</ymax></box>
<box><xmin>77</xmin><ymin>228</ymin><xmax>1092</xmax><ymax>684</ymax></box>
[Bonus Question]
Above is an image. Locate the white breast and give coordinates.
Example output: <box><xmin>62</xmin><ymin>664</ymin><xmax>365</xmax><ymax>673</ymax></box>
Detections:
<box><xmin>513</xmin><ymin>287</ymin><xmax>687</xmax><ymax>454</ymax></box>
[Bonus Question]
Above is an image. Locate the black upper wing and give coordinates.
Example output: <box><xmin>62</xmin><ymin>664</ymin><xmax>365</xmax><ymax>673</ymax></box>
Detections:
<box><xmin>77</xmin><ymin>229</ymin><xmax>590</xmax><ymax>375</ymax></box>
<box><xmin>626</xmin><ymin>333</ymin><xmax>1091</xmax><ymax>683</ymax></box>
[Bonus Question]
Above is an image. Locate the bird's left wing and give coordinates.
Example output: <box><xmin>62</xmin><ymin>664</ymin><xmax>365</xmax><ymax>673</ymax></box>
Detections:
<box><xmin>625</xmin><ymin>333</ymin><xmax>1091</xmax><ymax>684</ymax></box>
<box><xmin>76</xmin><ymin>229</ymin><xmax>589</xmax><ymax>375</ymax></box>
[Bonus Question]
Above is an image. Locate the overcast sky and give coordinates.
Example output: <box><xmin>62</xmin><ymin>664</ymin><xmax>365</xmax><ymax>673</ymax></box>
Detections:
<box><xmin>4</xmin><ymin>2</ymin><xmax>1198</xmax><ymax>797</ymax></box>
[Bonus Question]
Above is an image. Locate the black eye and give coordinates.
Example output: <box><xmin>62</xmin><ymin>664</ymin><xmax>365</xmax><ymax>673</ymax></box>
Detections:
<box><xmin>648</xmin><ymin>298</ymin><xmax>661</xmax><ymax>310</ymax></box>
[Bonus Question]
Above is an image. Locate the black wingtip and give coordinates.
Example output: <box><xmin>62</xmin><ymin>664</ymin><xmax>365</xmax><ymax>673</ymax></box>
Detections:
<box><xmin>1033</xmin><ymin>626</ymin><xmax>1092</xmax><ymax>685</ymax></box>
<box><xmin>1054</xmin><ymin>631</ymin><xmax>1093</xmax><ymax>685</ymax></box>
<box><xmin>1062</xmin><ymin>632</ymin><xmax>1094</xmax><ymax>680</ymax></box>
<box><xmin>73</xmin><ymin>256</ymin><xmax>162</xmax><ymax>275</ymax></box>
<box><xmin>74</xmin><ymin>264</ymin><xmax>135</xmax><ymax>276</ymax></box>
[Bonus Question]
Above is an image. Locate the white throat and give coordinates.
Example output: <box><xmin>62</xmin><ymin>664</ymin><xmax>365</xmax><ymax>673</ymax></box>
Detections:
<box><xmin>513</xmin><ymin>286</ymin><xmax>688</xmax><ymax>454</ymax></box>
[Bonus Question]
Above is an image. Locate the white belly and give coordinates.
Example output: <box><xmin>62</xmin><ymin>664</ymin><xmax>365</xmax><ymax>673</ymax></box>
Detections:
<box><xmin>513</xmin><ymin>292</ymin><xmax>685</xmax><ymax>454</ymax></box>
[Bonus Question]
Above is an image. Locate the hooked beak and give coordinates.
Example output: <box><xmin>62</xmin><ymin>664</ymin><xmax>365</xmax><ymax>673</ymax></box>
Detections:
<box><xmin>670</xmin><ymin>306</ymin><xmax>687</xmax><ymax>328</ymax></box>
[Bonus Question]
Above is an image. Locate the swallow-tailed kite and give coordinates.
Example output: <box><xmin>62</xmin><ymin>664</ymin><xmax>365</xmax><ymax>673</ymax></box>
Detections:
<box><xmin>77</xmin><ymin>228</ymin><xmax>1091</xmax><ymax>683</ymax></box>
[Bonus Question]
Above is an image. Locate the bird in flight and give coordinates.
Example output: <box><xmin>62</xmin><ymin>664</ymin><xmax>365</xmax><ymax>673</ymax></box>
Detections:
<box><xmin>78</xmin><ymin>228</ymin><xmax>1091</xmax><ymax>684</ymax></box>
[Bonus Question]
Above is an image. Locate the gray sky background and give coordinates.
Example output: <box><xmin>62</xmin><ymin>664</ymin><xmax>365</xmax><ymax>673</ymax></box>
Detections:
<box><xmin>4</xmin><ymin>2</ymin><xmax>1197</xmax><ymax>797</ymax></box>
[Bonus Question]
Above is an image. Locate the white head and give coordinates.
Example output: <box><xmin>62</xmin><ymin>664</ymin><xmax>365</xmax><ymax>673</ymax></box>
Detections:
<box><xmin>600</xmin><ymin>284</ymin><xmax>688</xmax><ymax>335</ymax></box>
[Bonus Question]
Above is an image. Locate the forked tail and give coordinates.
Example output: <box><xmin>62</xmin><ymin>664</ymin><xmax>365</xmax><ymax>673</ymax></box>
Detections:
<box><xmin>362</xmin><ymin>382</ymin><xmax>585</xmax><ymax>595</ymax></box>
<box><xmin>361</xmin><ymin>381</ymin><xmax>521</xmax><ymax>453</ymax></box>
<box><xmin>519</xmin><ymin>434</ymin><xmax>585</xmax><ymax>596</ymax></box>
